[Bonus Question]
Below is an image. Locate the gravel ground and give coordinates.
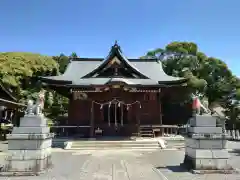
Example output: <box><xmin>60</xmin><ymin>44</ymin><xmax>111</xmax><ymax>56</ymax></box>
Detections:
<box><xmin>0</xmin><ymin>141</ymin><xmax>239</xmax><ymax>180</ymax></box>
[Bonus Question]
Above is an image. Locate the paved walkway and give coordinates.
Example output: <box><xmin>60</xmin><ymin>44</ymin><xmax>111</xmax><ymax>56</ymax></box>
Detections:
<box><xmin>0</xmin><ymin>150</ymin><xmax>167</xmax><ymax>180</ymax></box>
<box><xmin>0</xmin><ymin>149</ymin><xmax>239</xmax><ymax>180</ymax></box>
<box><xmin>75</xmin><ymin>151</ymin><xmax>163</xmax><ymax>180</ymax></box>
<box><xmin>0</xmin><ymin>141</ymin><xmax>240</xmax><ymax>179</ymax></box>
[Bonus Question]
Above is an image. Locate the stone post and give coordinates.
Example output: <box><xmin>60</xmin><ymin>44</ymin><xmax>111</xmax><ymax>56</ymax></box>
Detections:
<box><xmin>236</xmin><ymin>130</ymin><xmax>240</xmax><ymax>140</ymax></box>
<box><xmin>1</xmin><ymin>113</ymin><xmax>54</xmax><ymax>176</ymax></box>
<box><xmin>231</xmin><ymin>130</ymin><xmax>236</xmax><ymax>140</ymax></box>
<box><xmin>182</xmin><ymin>114</ymin><xmax>237</xmax><ymax>174</ymax></box>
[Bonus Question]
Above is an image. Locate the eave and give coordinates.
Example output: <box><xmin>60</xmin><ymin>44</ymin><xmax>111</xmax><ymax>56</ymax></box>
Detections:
<box><xmin>0</xmin><ymin>98</ymin><xmax>26</xmax><ymax>108</ymax></box>
<box><xmin>39</xmin><ymin>77</ymin><xmax>72</xmax><ymax>85</ymax></box>
<box><xmin>0</xmin><ymin>83</ymin><xmax>17</xmax><ymax>102</ymax></box>
<box><xmin>42</xmin><ymin>83</ymin><xmax>71</xmax><ymax>97</ymax></box>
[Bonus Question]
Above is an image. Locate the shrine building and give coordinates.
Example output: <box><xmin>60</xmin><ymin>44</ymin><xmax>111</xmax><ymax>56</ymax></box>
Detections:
<box><xmin>40</xmin><ymin>42</ymin><xmax>191</xmax><ymax>138</ymax></box>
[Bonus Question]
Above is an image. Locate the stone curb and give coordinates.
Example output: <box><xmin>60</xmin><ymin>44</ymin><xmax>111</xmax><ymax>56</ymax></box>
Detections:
<box><xmin>0</xmin><ymin>170</ymin><xmax>48</xmax><ymax>176</ymax></box>
<box><xmin>191</xmin><ymin>168</ymin><xmax>240</xmax><ymax>174</ymax></box>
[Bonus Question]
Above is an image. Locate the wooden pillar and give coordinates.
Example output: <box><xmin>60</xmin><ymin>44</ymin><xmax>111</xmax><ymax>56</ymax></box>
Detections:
<box><xmin>159</xmin><ymin>89</ymin><xmax>162</xmax><ymax>125</ymax></box>
<box><xmin>114</xmin><ymin>102</ymin><xmax>117</xmax><ymax>127</ymax></box>
<box><xmin>90</xmin><ymin>102</ymin><xmax>94</xmax><ymax>137</ymax></box>
<box><xmin>108</xmin><ymin>104</ymin><xmax>111</xmax><ymax>126</ymax></box>
<box><xmin>137</xmin><ymin>105</ymin><xmax>140</xmax><ymax>137</ymax></box>
<box><xmin>100</xmin><ymin>103</ymin><xmax>104</xmax><ymax>123</ymax></box>
<box><xmin>121</xmin><ymin>103</ymin><xmax>123</xmax><ymax>126</ymax></box>
<box><xmin>137</xmin><ymin>94</ymin><xmax>141</xmax><ymax>137</ymax></box>
<box><xmin>158</xmin><ymin>89</ymin><xmax>163</xmax><ymax>136</ymax></box>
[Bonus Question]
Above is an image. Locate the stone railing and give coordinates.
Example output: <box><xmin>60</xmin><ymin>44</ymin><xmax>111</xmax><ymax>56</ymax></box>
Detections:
<box><xmin>226</xmin><ymin>129</ymin><xmax>240</xmax><ymax>141</ymax></box>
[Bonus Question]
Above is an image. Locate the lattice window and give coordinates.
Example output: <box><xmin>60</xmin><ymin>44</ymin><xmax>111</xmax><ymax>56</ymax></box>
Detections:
<box><xmin>150</xmin><ymin>93</ymin><xmax>156</xmax><ymax>101</ymax></box>
<box><xmin>143</xmin><ymin>93</ymin><xmax>149</xmax><ymax>101</ymax></box>
<box><xmin>144</xmin><ymin>93</ymin><xmax>157</xmax><ymax>101</ymax></box>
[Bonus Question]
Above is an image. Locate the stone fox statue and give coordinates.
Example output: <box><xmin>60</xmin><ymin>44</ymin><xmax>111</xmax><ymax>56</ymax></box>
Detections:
<box><xmin>25</xmin><ymin>90</ymin><xmax>46</xmax><ymax>116</ymax></box>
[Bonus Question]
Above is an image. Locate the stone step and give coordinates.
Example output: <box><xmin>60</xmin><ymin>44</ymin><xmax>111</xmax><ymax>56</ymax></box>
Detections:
<box><xmin>71</xmin><ymin>144</ymin><xmax>159</xmax><ymax>148</ymax></box>
<box><xmin>140</xmin><ymin>134</ymin><xmax>154</xmax><ymax>137</ymax></box>
<box><xmin>167</xmin><ymin>144</ymin><xmax>185</xmax><ymax>149</ymax></box>
<box><xmin>69</xmin><ymin>140</ymin><xmax>160</xmax><ymax>150</ymax></box>
<box><xmin>70</xmin><ymin>147</ymin><xmax>161</xmax><ymax>150</ymax></box>
<box><xmin>140</xmin><ymin>130</ymin><xmax>153</xmax><ymax>133</ymax></box>
<box><xmin>140</xmin><ymin>133</ymin><xmax>154</xmax><ymax>135</ymax></box>
<box><xmin>52</xmin><ymin>139</ymin><xmax>68</xmax><ymax>148</ymax></box>
<box><xmin>72</xmin><ymin>140</ymin><xmax>158</xmax><ymax>144</ymax></box>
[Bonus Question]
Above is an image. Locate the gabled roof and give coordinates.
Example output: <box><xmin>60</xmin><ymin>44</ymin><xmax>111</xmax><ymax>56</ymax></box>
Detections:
<box><xmin>82</xmin><ymin>43</ymin><xmax>149</xmax><ymax>79</ymax></box>
<box><xmin>40</xmin><ymin>42</ymin><xmax>187</xmax><ymax>86</ymax></box>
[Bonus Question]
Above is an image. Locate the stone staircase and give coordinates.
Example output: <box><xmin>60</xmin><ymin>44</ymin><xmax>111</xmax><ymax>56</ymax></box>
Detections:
<box><xmin>139</xmin><ymin>126</ymin><xmax>154</xmax><ymax>138</ymax></box>
<box><xmin>68</xmin><ymin>140</ymin><xmax>160</xmax><ymax>150</ymax></box>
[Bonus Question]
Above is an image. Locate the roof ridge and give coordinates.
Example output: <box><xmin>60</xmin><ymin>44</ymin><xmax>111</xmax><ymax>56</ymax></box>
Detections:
<box><xmin>71</xmin><ymin>57</ymin><xmax>158</xmax><ymax>62</ymax></box>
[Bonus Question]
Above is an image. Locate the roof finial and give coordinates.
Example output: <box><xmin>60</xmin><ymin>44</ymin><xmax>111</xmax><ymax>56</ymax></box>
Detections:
<box><xmin>114</xmin><ymin>40</ymin><xmax>118</xmax><ymax>47</ymax></box>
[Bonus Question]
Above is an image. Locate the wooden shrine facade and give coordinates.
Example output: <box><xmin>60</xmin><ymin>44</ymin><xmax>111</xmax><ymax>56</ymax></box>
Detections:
<box><xmin>41</xmin><ymin>42</ymin><xmax>190</xmax><ymax>138</ymax></box>
<box><xmin>70</xmin><ymin>87</ymin><xmax>163</xmax><ymax>137</ymax></box>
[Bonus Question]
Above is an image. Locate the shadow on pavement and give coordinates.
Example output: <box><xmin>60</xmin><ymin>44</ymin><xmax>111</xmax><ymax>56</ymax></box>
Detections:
<box><xmin>156</xmin><ymin>165</ymin><xmax>189</xmax><ymax>172</ymax></box>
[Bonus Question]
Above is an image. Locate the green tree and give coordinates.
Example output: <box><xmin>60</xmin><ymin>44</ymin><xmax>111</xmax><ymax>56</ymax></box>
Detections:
<box><xmin>69</xmin><ymin>52</ymin><xmax>78</xmax><ymax>58</ymax></box>
<box><xmin>0</xmin><ymin>52</ymin><xmax>69</xmax><ymax>125</ymax></box>
<box><xmin>143</xmin><ymin>41</ymin><xmax>240</xmax><ymax>128</ymax></box>
<box><xmin>0</xmin><ymin>52</ymin><xmax>59</xmax><ymax>105</ymax></box>
<box><xmin>224</xmin><ymin>94</ymin><xmax>240</xmax><ymax>129</ymax></box>
<box><xmin>52</xmin><ymin>53</ymin><xmax>69</xmax><ymax>74</ymax></box>
<box><xmin>143</xmin><ymin>41</ymin><xmax>237</xmax><ymax>104</ymax></box>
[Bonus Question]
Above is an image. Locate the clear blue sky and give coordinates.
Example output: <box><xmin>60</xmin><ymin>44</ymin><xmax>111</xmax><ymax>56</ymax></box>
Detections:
<box><xmin>0</xmin><ymin>0</ymin><xmax>239</xmax><ymax>76</ymax></box>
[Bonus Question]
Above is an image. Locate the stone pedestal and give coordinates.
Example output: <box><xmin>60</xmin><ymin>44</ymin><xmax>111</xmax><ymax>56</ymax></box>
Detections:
<box><xmin>182</xmin><ymin>114</ymin><xmax>237</xmax><ymax>174</ymax></box>
<box><xmin>1</xmin><ymin>114</ymin><xmax>54</xmax><ymax>176</ymax></box>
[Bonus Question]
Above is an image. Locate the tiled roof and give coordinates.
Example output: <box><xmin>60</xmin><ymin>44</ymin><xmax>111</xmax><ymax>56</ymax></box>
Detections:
<box><xmin>40</xmin><ymin>43</ymin><xmax>187</xmax><ymax>86</ymax></box>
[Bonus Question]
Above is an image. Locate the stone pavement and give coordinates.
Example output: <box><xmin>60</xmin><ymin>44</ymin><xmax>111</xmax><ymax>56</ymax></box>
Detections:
<box><xmin>0</xmin><ymin>141</ymin><xmax>239</xmax><ymax>179</ymax></box>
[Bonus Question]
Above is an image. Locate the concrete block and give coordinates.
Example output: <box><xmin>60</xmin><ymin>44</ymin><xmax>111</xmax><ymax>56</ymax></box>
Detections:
<box><xmin>186</xmin><ymin>147</ymin><xmax>230</xmax><ymax>159</ymax></box>
<box><xmin>195</xmin><ymin>158</ymin><xmax>232</xmax><ymax>170</ymax></box>
<box><xmin>185</xmin><ymin>138</ymin><xmax>198</xmax><ymax>148</ymax></box>
<box><xmin>190</xmin><ymin>133</ymin><xmax>227</xmax><ymax>139</ymax></box>
<box><xmin>7</xmin><ymin>148</ymin><xmax>51</xmax><ymax>160</ymax></box>
<box><xmin>185</xmin><ymin>138</ymin><xmax>227</xmax><ymax>149</ymax></box>
<box><xmin>7</xmin><ymin>133</ymin><xmax>54</xmax><ymax>140</ymax></box>
<box><xmin>190</xmin><ymin>115</ymin><xmax>216</xmax><ymax>127</ymax></box>
<box><xmin>8</xmin><ymin>139</ymin><xmax>52</xmax><ymax>150</ymax></box>
<box><xmin>199</xmin><ymin>139</ymin><xmax>226</xmax><ymax>149</ymax></box>
<box><xmin>12</xmin><ymin>127</ymin><xmax>50</xmax><ymax>134</ymax></box>
<box><xmin>19</xmin><ymin>115</ymin><xmax>47</xmax><ymax>127</ymax></box>
<box><xmin>4</xmin><ymin>155</ymin><xmax>52</xmax><ymax>172</ymax></box>
<box><xmin>188</xmin><ymin>127</ymin><xmax>222</xmax><ymax>134</ymax></box>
